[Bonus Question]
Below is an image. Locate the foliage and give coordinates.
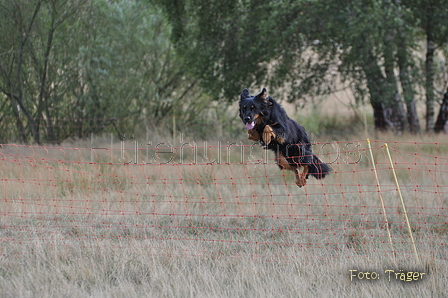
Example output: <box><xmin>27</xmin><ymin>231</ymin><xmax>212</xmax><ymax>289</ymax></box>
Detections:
<box><xmin>404</xmin><ymin>0</ymin><xmax>448</xmax><ymax>131</ymax></box>
<box><xmin>155</xmin><ymin>0</ymin><xmax>448</xmax><ymax>133</ymax></box>
<box><xmin>1</xmin><ymin>0</ymin><xmax>448</xmax><ymax>143</ymax></box>
<box><xmin>0</xmin><ymin>0</ymin><xmax>208</xmax><ymax>144</ymax></box>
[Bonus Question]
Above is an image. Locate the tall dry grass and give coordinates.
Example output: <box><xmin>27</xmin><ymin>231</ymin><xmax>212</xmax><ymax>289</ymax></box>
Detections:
<box><xmin>0</xmin><ymin>135</ymin><xmax>447</xmax><ymax>297</ymax></box>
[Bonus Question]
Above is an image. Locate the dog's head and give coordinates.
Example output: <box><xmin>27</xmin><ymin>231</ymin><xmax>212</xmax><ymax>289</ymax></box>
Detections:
<box><xmin>239</xmin><ymin>88</ymin><xmax>271</xmax><ymax>130</ymax></box>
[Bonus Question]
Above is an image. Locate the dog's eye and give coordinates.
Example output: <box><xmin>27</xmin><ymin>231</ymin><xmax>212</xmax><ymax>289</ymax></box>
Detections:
<box><xmin>251</xmin><ymin>105</ymin><xmax>255</xmax><ymax>110</ymax></box>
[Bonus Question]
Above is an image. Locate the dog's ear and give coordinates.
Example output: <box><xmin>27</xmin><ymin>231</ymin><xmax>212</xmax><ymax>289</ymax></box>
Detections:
<box><xmin>255</xmin><ymin>88</ymin><xmax>267</xmax><ymax>101</ymax></box>
<box><xmin>240</xmin><ymin>89</ymin><xmax>250</xmax><ymax>100</ymax></box>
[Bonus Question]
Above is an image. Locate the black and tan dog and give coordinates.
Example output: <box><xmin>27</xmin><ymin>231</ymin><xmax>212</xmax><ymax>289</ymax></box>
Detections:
<box><xmin>239</xmin><ymin>88</ymin><xmax>332</xmax><ymax>187</ymax></box>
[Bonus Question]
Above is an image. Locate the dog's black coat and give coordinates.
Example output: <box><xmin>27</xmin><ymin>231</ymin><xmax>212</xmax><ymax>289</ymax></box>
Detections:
<box><xmin>239</xmin><ymin>88</ymin><xmax>332</xmax><ymax>180</ymax></box>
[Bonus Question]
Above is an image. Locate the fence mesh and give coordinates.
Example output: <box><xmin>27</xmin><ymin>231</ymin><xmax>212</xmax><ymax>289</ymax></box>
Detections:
<box><xmin>1</xmin><ymin>138</ymin><xmax>447</xmax><ymax>263</ymax></box>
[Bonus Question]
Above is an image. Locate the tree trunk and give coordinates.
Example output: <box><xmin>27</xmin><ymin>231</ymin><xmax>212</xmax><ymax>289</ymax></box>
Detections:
<box><xmin>434</xmin><ymin>89</ymin><xmax>448</xmax><ymax>133</ymax></box>
<box><xmin>36</xmin><ymin>26</ymin><xmax>56</xmax><ymax>143</ymax></box>
<box><xmin>15</xmin><ymin>1</ymin><xmax>43</xmax><ymax>144</ymax></box>
<box><xmin>11</xmin><ymin>101</ymin><xmax>28</xmax><ymax>143</ymax></box>
<box><xmin>362</xmin><ymin>50</ymin><xmax>395</xmax><ymax>131</ymax></box>
<box><xmin>383</xmin><ymin>39</ymin><xmax>407</xmax><ymax>133</ymax></box>
<box><xmin>425</xmin><ymin>2</ymin><xmax>436</xmax><ymax>133</ymax></box>
<box><xmin>371</xmin><ymin>101</ymin><xmax>388</xmax><ymax>131</ymax></box>
<box><xmin>405</xmin><ymin>97</ymin><xmax>421</xmax><ymax>134</ymax></box>
<box><xmin>45</xmin><ymin>102</ymin><xmax>56</xmax><ymax>143</ymax></box>
<box><xmin>397</xmin><ymin>42</ymin><xmax>421</xmax><ymax>133</ymax></box>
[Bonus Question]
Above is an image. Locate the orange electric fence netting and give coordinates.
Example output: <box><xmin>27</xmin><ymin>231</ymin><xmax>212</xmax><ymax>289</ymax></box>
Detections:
<box><xmin>0</xmin><ymin>139</ymin><xmax>447</xmax><ymax>262</ymax></box>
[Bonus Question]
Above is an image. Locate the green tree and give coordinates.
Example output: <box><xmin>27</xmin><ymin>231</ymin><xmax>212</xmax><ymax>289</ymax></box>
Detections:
<box><xmin>154</xmin><ymin>0</ymin><xmax>277</xmax><ymax>100</ymax></box>
<box><xmin>156</xmin><ymin>0</ymin><xmax>448</xmax><ymax>133</ymax></box>
<box><xmin>0</xmin><ymin>0</ymin><xmax>205</xmax><ymax>143</ymax></box>
<box><xmin>0</xmin><ymin>0</ymin><xmax>88</xmax><ymax>143</ymax></box>
<box><xmin>404</xmin><ymin>0</ymin><xmax>448</xmax><ymax>132</ymax></box>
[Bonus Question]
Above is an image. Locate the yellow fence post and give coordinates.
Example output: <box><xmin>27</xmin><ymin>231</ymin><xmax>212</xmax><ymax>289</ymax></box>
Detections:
<box><xmin>366</xmin><ymin>139</ymin><xmax>397</xmax><ymax>266</ymax></box>
<box><xmin>384</xmin><ymin>143</ymin><xmax>420</xmax><ymax>264</ymax></box>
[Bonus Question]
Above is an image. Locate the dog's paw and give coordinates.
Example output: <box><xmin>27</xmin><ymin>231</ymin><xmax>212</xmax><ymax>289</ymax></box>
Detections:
<box><xmin>262</xmin><ymin>125</ymin><xmax>276</xmax><ymax>145</ymax></box>
<box><xmin>294</xmin><ymin>166</ymin><xmax>309</xmax><ymax>188</ymax></box>
<box><xmin>295</xmin><ymin>175</ymin><xmax>307</xmax><ymax>188</ymax></box>
<box><xmin>248</xmin><ymin>129</ymin><xmax>261</xmax><ymax>141</ymax></box>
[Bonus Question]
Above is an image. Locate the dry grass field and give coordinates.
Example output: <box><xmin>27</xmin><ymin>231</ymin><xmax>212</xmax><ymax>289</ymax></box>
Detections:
<box><xmin>0</xmin><ymin>131</ymin><xmax>447</xmax><ymax>297</ymax></box>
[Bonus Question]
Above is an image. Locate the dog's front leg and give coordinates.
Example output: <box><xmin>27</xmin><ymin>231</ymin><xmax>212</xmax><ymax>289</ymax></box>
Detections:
<box><xmin>263</xmin><ymin>124</ymin><xmax>286</xmax><ymax>145</ymax></box>
<box><xmin>262</xmin><ymin>125</ymin><xmax>276</xmax><ymax>145</ymax></box>
<box><xmin>248</xmin><ymin>129</ymin><xmax>261</xmax><ymax>141</ymax></box>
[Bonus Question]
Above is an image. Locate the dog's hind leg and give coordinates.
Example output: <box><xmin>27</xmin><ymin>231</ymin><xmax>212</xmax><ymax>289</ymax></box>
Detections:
<box><xmin>275</xmin><ymin>151</ymin><xmax>288</xmax><ymax>170</ymax></box>
<box><xmin>300</xmin><ymin>165</ymin><xmax>309</xmax><ymax>185</ymax></box>
<box><xmin>294</xmin><ymin>165</ymin><xmax>309</xmax><ymax>187</ymax></box>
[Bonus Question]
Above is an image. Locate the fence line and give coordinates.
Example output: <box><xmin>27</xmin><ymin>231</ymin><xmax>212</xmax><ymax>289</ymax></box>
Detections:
<box><xmin>1</xmin><ymin>139</ymin><xmax>447</xmax><ymax>262</ymax></box>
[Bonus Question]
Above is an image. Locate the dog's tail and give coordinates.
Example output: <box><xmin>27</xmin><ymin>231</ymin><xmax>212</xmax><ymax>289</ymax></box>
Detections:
<box><xmin>307</xmin><ymin>154</ymin><xmax>332</xmax><ymax>179</ymax></box>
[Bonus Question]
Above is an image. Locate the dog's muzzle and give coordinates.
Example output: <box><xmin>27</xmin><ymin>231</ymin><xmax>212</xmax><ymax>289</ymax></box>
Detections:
<box><xmin>245</xmin><ymin>121</ymin><xmax>255</xmax><ymax>130</ymax></box>
<box><xmin>243</xmin><ymin>116</ymin><xmax>256</xmax><ymax>130</ymax></box>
